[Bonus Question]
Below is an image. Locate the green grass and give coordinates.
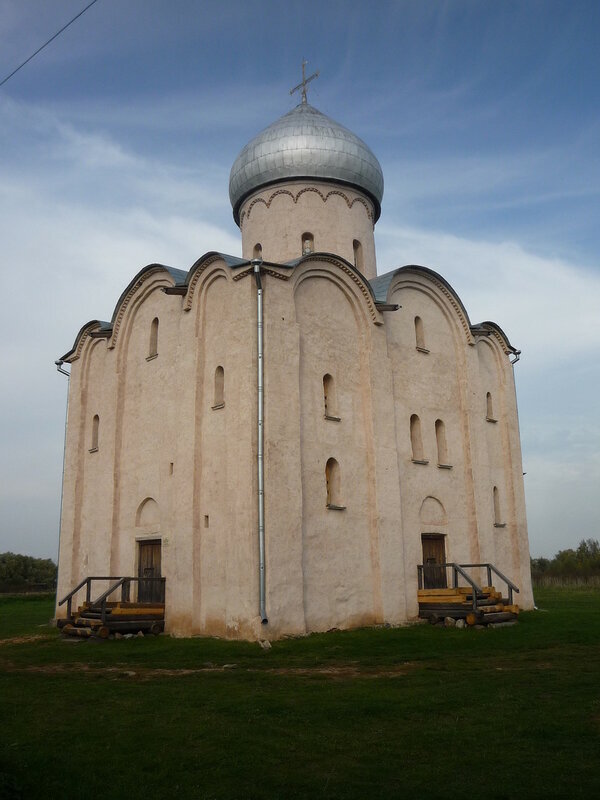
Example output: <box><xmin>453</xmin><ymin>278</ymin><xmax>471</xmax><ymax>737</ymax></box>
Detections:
<box><xmin>1</xmin><ymin>589</ymin><xmax>599</xmax><ymax>799</ymax></box>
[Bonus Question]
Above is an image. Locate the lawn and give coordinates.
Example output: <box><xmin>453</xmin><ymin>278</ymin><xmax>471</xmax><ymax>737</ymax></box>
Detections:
<box><xmin>0</xmin><ymin>589</ymin><xmax>599</xmax><ymax>799</ymax></box>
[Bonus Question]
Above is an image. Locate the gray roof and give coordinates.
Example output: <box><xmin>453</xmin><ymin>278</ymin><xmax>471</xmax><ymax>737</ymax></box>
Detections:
<box><xmin>369</xmin><ymin>271</ymin><xmax>396</xmax><ymax>303</ymax></box>
<box><xmin>165</xmin><ymin>266</ymin><xmax>188</xmax><ymax>284</ymax></box>
<box><xmin>229</xmin><ymin>102</ymin><xmax>384</xmax><ymax>224</ymax></box>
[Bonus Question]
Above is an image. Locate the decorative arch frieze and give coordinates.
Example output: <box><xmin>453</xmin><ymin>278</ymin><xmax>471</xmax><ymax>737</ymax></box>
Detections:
<box><xmin>292</xmin><ymin>255</ymin><xmax>380</xmax><ymax>326</ymax></box>
<box><xmin>389</xmin><ymin>268</ymin><xmax>475</xmax><ymax>346</ymax></box>
<box><xmin>69</xmin><ymin>322</ymin><xmax>104</xmax><ymax>362</ymax></box>
<box><xmin>488</xmin><ymin>328</ymin><xmax>511</xmax><ymax>355</ymax></box>
<box><xmin>474</xmin><ymin>324</ymin><xmax>513</xmax><ymax>356</ymax></box>
<box><xmin>476</xmin><ymin>331</ymin><xmax>505</xmax><ymax>359</ymax></box>
<box><xmin>108</xmin><ymin>267</ymin><xmax>173</xmax><ymax>350</ymax></box>
<box><xmin>324</xmin><ymin>190</ymin><xmax>373</xmax><ymax>222</ymax></box>
<box><xmin>184</xmin><ymin>256</ymin><xmax>231</xmax><ymax>312</ymax></box>
<box><xmin>241</xmin><ymin>185</ymin><xmax>374</xmax><ymax>226</ymax></box>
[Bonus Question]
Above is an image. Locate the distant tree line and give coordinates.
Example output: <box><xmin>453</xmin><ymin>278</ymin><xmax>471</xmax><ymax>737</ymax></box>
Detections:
<box><xmin>0</xmin><ymin>552</ymin><xmax>57</xmax><ymax>593</ymax></box>
<box><xmin>531</xmin><ymin>539</ymin><xmax>600</xmax><ymax>581</ymax></box>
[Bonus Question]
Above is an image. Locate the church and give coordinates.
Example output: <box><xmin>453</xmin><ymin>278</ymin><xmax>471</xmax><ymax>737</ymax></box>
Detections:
<box><xmin>55</xmin><ymin>74</ymin><xmax>534</xmax><ymax>639</ymax></box>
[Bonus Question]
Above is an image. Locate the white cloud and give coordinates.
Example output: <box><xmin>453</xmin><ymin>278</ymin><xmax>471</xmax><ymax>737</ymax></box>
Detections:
<box><xmin>0</xmin><ymin>94</ymin><xmax>241</xmax><ymax>559</ymax></box>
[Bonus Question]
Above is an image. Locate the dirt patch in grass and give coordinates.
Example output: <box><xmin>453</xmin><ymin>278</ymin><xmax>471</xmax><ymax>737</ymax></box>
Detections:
<box><xmin>0</xmin><ymin>660</ymin><xmax>418</xmax><ymax>680</ymax></box>
<box><xmin>0</xmin><ymin>634</ymin><xmax>53</xmax><ymax>647</ymax></box>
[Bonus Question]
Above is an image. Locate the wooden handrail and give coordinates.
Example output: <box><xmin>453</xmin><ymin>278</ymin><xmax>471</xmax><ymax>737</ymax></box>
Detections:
<box><xmin>58</xmin><ymin>576</ymin><xmax>90</xmax><ymax>607</ymax></box>
<box><xmin>417</xmin><ymin>562</ymin><xmax>520</xmax><ymax>608</ymax></box>
<box><xmin>59</xmin><ymin>576</ymin><xmax>166</xmax><ymax>622</ymax></box>
<box><xmin>458</xmin><ymin>563</ymin><xmax>520</xmax><ymax>604</ymax></box>
<box><xmin>418</xmin><ymin>563</ymin><xmax>482</xmax><ymax>610</ymax></box>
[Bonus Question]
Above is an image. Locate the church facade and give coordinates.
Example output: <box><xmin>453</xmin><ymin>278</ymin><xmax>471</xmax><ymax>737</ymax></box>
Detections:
<box><xmin>55</xmin><ymin>95</ymin><xmax>534</xmax><ymax>639</ymax></box>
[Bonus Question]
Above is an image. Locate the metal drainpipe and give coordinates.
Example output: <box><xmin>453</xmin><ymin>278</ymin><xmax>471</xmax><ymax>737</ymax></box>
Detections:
<box><xmin>252</xmin><ymin>259</ymin><xmax>268</xmax><ymax>625</ymax></box>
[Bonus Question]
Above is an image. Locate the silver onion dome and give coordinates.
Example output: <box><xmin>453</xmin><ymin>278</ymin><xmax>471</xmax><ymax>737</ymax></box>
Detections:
<box><xmin>229</xmin><ymin>102</ymin><xmax>384</xmax><ymax>224</ymax></box>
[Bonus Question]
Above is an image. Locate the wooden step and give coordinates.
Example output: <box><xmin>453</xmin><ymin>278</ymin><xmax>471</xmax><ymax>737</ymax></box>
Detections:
<box><xmin>418</xmin><ymin>595</ymin><xmax>468</xmax><ymax>605</ymax></box>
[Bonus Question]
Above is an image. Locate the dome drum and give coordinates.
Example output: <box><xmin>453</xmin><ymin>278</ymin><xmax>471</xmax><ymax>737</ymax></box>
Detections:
<box><xmin>229</xmin><ymin>103</ymin><xmax>384</xmax><ymax>225</ymax></box>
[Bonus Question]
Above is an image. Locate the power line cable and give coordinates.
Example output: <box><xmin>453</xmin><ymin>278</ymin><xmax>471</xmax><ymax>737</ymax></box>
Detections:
<box><xmin>0</xmin><ymin>0</ymin><xmax>100</xmax><ymax>88</ymax></box>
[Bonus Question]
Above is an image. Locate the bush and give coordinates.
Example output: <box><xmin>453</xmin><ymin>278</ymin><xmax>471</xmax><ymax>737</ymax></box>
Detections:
<box><xmin>531</xmin><ymin>538</ymin><xmax>600</xmax><ymax>581</ymax></box>
<box><xmin>0</xmin><ymin>552</ymin><xmax>57</xmax><ymax>594</ymax></box>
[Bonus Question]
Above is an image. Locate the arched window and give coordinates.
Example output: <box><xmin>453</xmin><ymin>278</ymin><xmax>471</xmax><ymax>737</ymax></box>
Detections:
<box><xmin>415</xmin><ymin>316</ymin><xmax>427</xmax><ymax>352</ymax></box>
<box><xmin>253</xmin><ymin>243</ymin><xmax>262</xmax><ymax>260</ymax></box>
<box><xmin>213</xmin><ymin>366</ymin><xmax>224</xmax><ymax>409</ymax></box>
<box><xmin>325</xmin><ymin>457</ymin><xmax>343</xmax><ymax>508</ymax></box>
<box><xmin>435</xmin><ymin>419</ymin><xmax>449</xmax><ymax>466</ymax></box>
<box><xmin>486</xmin><ymin>392</ymin><xmax>496</xmax><ymax>422</ymax></box>
<box><xmin>302</xmin><ymin>232</ymin><xmax>314</xmax><ymax>255</ymax></box>
<box><xmin>353</xmin><ymin>239</ymin><xmax>363</xmax><ymax>271</ymax></box>
<box><xmin>90</xmin><ymin>414</ymin><xmax>99</xmax><ymax>452</ymax></box>
<box><xmin>323</xmin><ymin>373</ymin><xmax>340</xmax><ymax>420</ymax></box>
<box><xmin>493</xmin><ymin>486</ymin><xmax>504</xmax><ymax>526</ymax></box>
<box><xmin>410</xmin><ymin>414</ymin><xmax>426</xmax><ymax>462</ymax></box>
<box><xmin>148</xmin><ymin>317</ymin><xmax>159</xmax><ymax>359</ymax></box>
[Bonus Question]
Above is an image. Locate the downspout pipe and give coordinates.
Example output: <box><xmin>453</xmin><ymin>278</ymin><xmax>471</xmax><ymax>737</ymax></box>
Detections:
<box><xmin>252</xmin><ymin>259</ymin><xmax>268</xmax><ymax>625</ymax></box>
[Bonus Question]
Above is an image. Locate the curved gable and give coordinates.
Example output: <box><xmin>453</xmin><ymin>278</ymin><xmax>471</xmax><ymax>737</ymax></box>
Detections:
<box><xmin>290</xmin><ymin>252</ymin><xmax>382</xmax><ymax>326</ymax></box>
<box><xmin>472</xmin><ymin>321</ymin><xmax>520</xmax><ymax>359</ymax></box>
<box><xmin>61</xmin><ymin>320</ymin><xmax>112</xmax><ymax>363</ymax></box>
<box><xmin>384</xmin><ymin>265</ymin><xmax>475</xmax><ymax>346</ymax></box>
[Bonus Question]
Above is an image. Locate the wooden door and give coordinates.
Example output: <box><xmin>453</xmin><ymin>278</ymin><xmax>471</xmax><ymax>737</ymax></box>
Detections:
<box><xmin>138</xmin><ymin>540</ymin><xmax>162</xmax><ymax>603</ymax></box>
<box><xmin>421</xmin><ymin>534</ymin><xmax>447</xmax><ymax>589</ymax></box>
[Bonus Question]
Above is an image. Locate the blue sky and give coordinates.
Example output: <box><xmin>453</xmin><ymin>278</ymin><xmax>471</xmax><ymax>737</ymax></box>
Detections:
<box><xmin>0</xmin><ymin>0</ymin><xmax>598</xmax><ymax>560</ymax></box>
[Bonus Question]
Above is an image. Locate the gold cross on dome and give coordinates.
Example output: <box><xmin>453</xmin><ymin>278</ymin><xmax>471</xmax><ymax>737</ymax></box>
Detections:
<box><xmin>290</xmin><ymin>59</ymin><xmax>319</xmax><ymax>105</ymax></box>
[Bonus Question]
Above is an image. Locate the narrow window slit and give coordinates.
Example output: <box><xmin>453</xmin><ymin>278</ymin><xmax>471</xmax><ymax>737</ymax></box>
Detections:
<box><xmin>89</xmin><ymin>414</ymin><xmax>99</xmax><ymax>453</ymax></box>
<box><xmin>486</xmin><ymin>392</ymin><xmax>497</xmax><ymax>422</ymax></box>
<box><xmin>410</xmin><ymin>414</ymin><xmax>427</xmax><ymax>463</ymax></box>
<box><xmin>415</xmin><ymin>316</ymin><xmax>429</xmax><ymax>353</ymax></box>
<box><xmin>435</xmin><ymin>419</ymin><xmax>451</xmax><ymax>468</ymax></box>
<box><xmin>146</xmin><ymin>317</ymin><xmax>159</xmax><ymax>360</ymax></box>
<box><xmin>326</xmin><ymin>457</ymin><xmax>345</xmax><ymax>509</ymax></box>
<box><xmin>323</xmin><ymin>373</ymin><xmax>340</xmax><ymax>421</ymax></box>
<box><xmin>212</xmin><ymin>366</ymin><xmax>225</xmax><ymax>409</ymax></box>
<box><xmin>302</xmin><ymin>232</ymin><xmax>314</xmax><ymax>255</ymax></box>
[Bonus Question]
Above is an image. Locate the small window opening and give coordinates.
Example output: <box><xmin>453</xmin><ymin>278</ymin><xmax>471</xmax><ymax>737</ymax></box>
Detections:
<box><xmin>147</xmin><ymin>317</ymin><xmax>159</xmax><ymax>360</ymax></box>
<box><xmin>325</xmin><ymin>457</ymin><xmax>344</xmax><ymax>509</ymax></box>
<box><xmin>410</xmin><ymin>414</ymin><xmax>426</xmax><ymax>463</ymax></box>
<box><xmin>353</xmin><ymin>239</ymin><xmax>363</xmax><ymax>271</ymax></box>
<box><xmin>302</xmin><ymin>232</ymin><xmax>314</xmax><ymax>255</ymax></box>
<box><xmin>213</xmin><ymin>366</ymin><xmax>225</xmax><ymax>409</ymax></box>
<box><xmin>169</xmin><ymin>462</ymin><xmax>174</xmax><ymax>476</ymax></box>
<box><xmin>204</xmin><ymin>515</ymin><xmax>209</xmax><ymax>528</ymax></box>
<box><xmin>493</xmin><ymin>486</ymin><xmax>505</xmax><ymax>526</ymax></box>
<box><xmin>253</xmin><ymin>243</ymin><xmax>262</xmax><ymax>260</ymax></box>
<box><xmin>435</xmin><ymin>419</ymin><xmax>450</xmax><ymax>467</ymax></box>
<box><xmin>323</xmin><ymin>373</ymin><xmax>340</xmax><ymax>420</ymax></box>
<box><xmin>90</xmin><ymin>414</ymin><xmax>99</xmax><ymax>453</ymax></box>
<box><xmin>415</xmin><ymin>316</ymin><xmax>428</xmax><ymax>353</ymax></box>
<box><xmin>486</xmin><ymin>392</ymin><xmax>496</xmax><ymax>422</ymax></box>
